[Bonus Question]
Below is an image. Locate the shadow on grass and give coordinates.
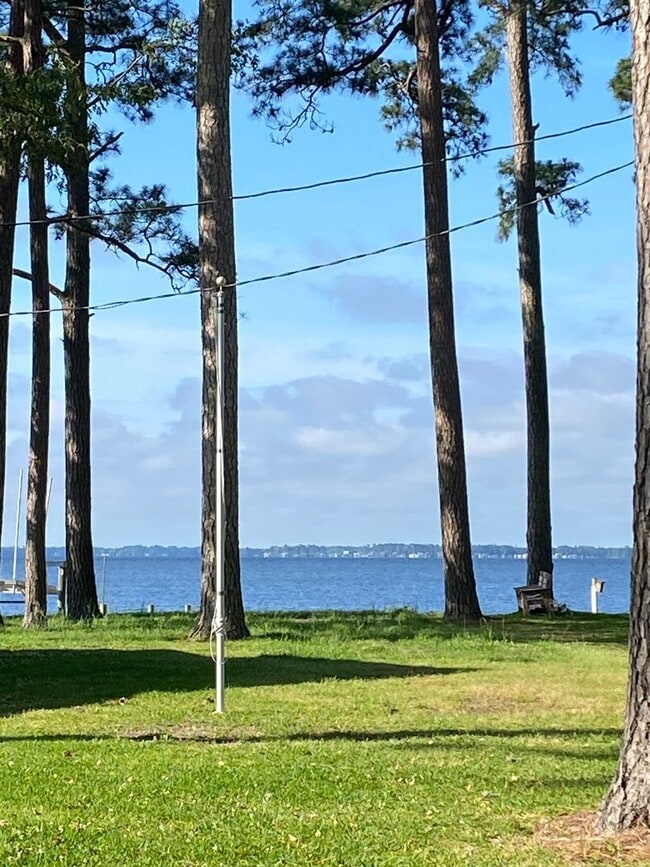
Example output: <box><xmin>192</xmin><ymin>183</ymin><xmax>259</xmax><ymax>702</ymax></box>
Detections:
<box><xmin>0</xmin><ymin>649</ymin><xmax>473</xmax><ymax>715</ymax></box>
<box><xmin>249</xmin><ymin>609</ymin><xmax>630</xmax><ymax>645</ymax></box>
<box><xmin>228</xmin><ymin>655</ymin><xmax>475</xmax><ymax>687</ymax></box>
<box><xmin>0</xmin><ymin>725</ymin><xmax>622</xmax><ymax>758</ymax></box>
<box><xmin>0</xmin><ymin>608</ymin><xmax>629</xmax><ymax>645</ymax></box>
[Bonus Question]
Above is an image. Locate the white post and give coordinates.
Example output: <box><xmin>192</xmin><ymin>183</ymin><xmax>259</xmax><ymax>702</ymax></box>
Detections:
<box><xmin>11</xmin><ymin>469</ymin><xmax>23</xmax><ymax>588</ymax></box>
<box><xmin>214</xmin><ymin>279</ymin><xmax>227</xmax><ymax>713</ymax></box>
<box><xmin>57</xmin><ymin>564</ymin><xmax>66</xmax><ymax>614</ymax></box>
<box><xmin>591</xmin><ymin>578</ymin><xmax>605</xmax><ymax>614</ymax></box>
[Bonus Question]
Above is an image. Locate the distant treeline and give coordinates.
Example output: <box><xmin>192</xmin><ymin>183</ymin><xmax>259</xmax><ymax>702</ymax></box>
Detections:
<box><xmin>240</xmin><ymin>544</ymin><xmax>633</xmax><ymax>560</ymax></box>
<box><xmin>3</xmin><ymin>543</ymin><xmax>632</xmax><ymax>561</ymax></box>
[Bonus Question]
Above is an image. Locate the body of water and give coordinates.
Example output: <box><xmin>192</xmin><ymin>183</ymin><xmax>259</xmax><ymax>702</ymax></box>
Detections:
<box><xmin>0</xmin><ymin>554</ymin><xmax>632</xmax><ymax>616</ymax></box>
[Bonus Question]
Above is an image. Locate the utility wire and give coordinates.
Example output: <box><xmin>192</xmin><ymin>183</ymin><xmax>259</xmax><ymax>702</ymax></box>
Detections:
<box><xmin>233</xmin><ymin>160</ymin><xmax>634</xmax><ymax>287</ymax></box>
<box><xmin>234</xmin><ymin>114</ymin><xmax>632</xmax><ymax>202</ymax></box>
<box><xmin>5</xmin><ymin>159</ymin><xmax>633</xmax><ymax>320</ymax></box>
<box><xmin>1</xmin><ymin>113</ymin><xmax>632</xmax><ymax>230</ymax></box>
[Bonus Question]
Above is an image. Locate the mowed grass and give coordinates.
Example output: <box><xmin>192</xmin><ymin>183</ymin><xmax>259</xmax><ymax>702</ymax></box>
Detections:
<box><xmin>0</xmin><ymin>609</ymin><xmax>632</xmax><ymax>866</ymax></box>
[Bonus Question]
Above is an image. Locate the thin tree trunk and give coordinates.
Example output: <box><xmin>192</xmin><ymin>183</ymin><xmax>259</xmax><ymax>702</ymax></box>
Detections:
<box><xmin>596</xmin><ymin>0</ymin><xmax>650</xmax><ymax>831</ymax></box>
<box><xmin>505</xmin><ymin>0</ymin><xmax>554</xmax><ymax>589</ymax></box>
<box><xmin>191</xmin><ymin>0</ymin><xmax>249</xmax><ymax>640</ymax></box>
<box><xmin>23</xmin><ymin>0</ymin><xmax>50</xmax><ymax>629</ymax></box>
<box><xmin>62</xmin><ymin>0</ymin><xmax>99</xmax><ymax>619</ymax></box>
<box><xmin>414</xmin><ymin>0</ymin><xmax>482</xmax><ymax>621</ymax></box>
<box><xmin>0</xmin><ymin>0</ymin><xmax>24</xmax><ymax>605</ymax></box>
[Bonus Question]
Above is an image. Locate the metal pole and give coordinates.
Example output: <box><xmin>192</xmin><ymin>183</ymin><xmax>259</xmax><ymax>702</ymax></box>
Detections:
<box><xmin>101</xmin><ymin>553</ymin><xmax>108</xmax><ymax>606</ymax></box>
<box><xmin>44</xmin><ymin>478</ymin><xmax>53</xmax><ymax>578</ymax></box>
<box><xmin>11</xmin><ymin>469</ymin><xmax>23</xmax><ymax>588</ymax></box>
<box><xmin>45</xmin><ymin>476</ymin><xmax>53</xmax><ymax>517</ymax></box>
<box><xmin>214</xmin><ymin>278</ymin><xmax>227</xmax><ymax>713</ymax></box>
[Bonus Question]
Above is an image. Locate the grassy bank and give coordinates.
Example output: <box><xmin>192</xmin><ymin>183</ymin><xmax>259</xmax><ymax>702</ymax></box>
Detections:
<box><xmin>0</xmin><ymin>610</ymin><xmax>631</xmax><ymax>865</ymax></box>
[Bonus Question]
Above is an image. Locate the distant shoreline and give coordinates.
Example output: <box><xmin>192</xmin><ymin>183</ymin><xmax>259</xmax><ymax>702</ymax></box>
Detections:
<box><xmin>6</xmin><ymin>544</ymin><xmax>632</xmax><ymax>561</ymax></box>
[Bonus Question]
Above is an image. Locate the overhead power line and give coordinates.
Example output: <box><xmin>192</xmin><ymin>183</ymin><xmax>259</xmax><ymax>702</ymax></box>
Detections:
<box><xmin>0</xmin><ymin>113</ymin><xmax>632</xmax><ymax>230</ymax></box>
<box><xmin>234</xmin><ymin>114</ymin><xmax>632</xmax><ymax>202</ymax></box>
<box><xmin>5</xmin><ymin>159</ymin><xmax>633</xmax><ymax>320</ymax></box>
<box><xmin>234</xmin><ymin>160</ymin><xmax>633</xmax><ymax>286</ymax></box>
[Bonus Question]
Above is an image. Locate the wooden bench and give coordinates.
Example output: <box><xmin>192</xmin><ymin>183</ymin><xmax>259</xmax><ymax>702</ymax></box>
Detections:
<box><xmin>515</xmin><ymin>571</ymin><xmax>553</xmax><ymax>615</ymax></box>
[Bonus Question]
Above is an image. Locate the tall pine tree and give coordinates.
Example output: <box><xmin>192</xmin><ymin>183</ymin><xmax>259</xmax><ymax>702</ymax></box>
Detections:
<box><xmin>237</xmin><ymin>0</ymin><xmax>486</xmax><ymax>619</ymax></box>
<box><xmin>22</xmin><ymin>0</ymin><xmax>51</xmax><ymax>628</ymax></box>
<box><xmin>596</xmin><ymin>0</ymin><xmax>650</xmax><ymax>830</ymax></box>
<box><xmin>34</xmin><ymin>0</ymin><xmax>197</xmax><ymax>618</ymax></box>
<box><xmin>192</xmin><ymin>0</ymin><xmax>249</xmax><ymax>640</ymax></box>
<box><xmin>470</xmin><ymin>0</ymin><xmax>587</xmax><ymax>589</ymax></box>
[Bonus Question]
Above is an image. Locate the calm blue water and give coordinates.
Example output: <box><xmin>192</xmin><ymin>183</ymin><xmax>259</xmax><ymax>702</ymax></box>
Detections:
<box><xmin>0</xmin><ymin>554</ymin><xmax>632</xmax><ymax>616</ymax></box>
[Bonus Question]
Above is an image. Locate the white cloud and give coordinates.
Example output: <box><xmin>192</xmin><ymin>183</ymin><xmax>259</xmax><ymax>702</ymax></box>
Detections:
<box><xmin>295</xmin><ymin>425</ymin><xmax>402</xmax><ymax>457</ymax></box>
<box><xmin>0</xmin><ymin>330</ymin><xmax>638</xmax><ymax>549</ymax></box>
<box><xmin>551</xmin><ymin>351</ymin><xmax>634</xmax><ymax>395</ymax></box>
<box><xmin>319</xmin><ymin>274</ymin><xmax>427</xmax><ymax>324</ymax></box>
<box><xmin>375</xmin><ymin>353</ymin><xmax>430</xmax><ymax>382</ymax></box>
<box><xmin>465</xmin><ymin>430</ymin><xmax>523</xmax><ymax>458</ymax></box>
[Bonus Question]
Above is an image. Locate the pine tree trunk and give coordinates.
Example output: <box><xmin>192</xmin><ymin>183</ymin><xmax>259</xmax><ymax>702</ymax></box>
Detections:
<box><xmin>596</xmin><ymin>0</ymin><xmax>650</xmax><ymax>832</ymax></box>
<box><xmin>0</xmin><ymin>0</ymin><xmax>23</xmax><ymax>596</ymax></box>
<box><xmin>22</xmin><ymin>0</ymin><xmax>50</xmax><ymax>629</ymax></box>
<box><xmin>23</xmin><ymin>157</ymin><xmax>50</xmax><ymax>628</ymax></box>
<box><xmin>62</xmin><ymin>0</ymin><xmax>99</xmax><ymax>620</ymax></box>
<box><xmin>191</xmin><ymin>0</ymin><xmax>249</xmax><ymax>640</ymax></box>
<box><xmin>505</xmin><ymin>0</ymin><xmax>553</xmax><ymax>589</ymax></box>
<box><xmin>414</xmin><ymin>0</ymin><xmax>482</xmax><ymax>621</ymax></box>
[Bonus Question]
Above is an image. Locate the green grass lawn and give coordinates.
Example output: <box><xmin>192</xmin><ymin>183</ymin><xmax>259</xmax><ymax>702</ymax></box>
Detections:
<box><xmin>0</xmin><ymin>609</ymin><xmax>634</xmax><ymax>866</ymax></box>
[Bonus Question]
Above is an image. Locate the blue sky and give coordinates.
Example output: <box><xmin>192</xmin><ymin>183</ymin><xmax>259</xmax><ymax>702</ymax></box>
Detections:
<box><xmin>4</xmin><ymin>14</ymin><xmax>637</xmax><ymax>548</ymax></box>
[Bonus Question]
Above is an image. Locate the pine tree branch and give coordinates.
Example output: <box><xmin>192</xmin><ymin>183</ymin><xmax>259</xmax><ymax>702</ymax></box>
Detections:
<box><xmin>481</xmin><ymin>0</ymin><xmax>507</xmax><ymax>14</ymax></box>
<box><xmin>351</xmin><ymin>0</ymin><xmax>406</xmax><ymax>30</ymax></box>
<box><xmin>68</xmin><ymin>221</ymin><xmax>179</xmax><ymax>284</ymax></box>
<box><xmin>42</xmin><ymin>16</ymin><xmax>65</xmax><ymax>45</ymax></box>
<box><xmin>535</xmin><ymin>186</ymin><xmax>557</xmax><ymax>214</ymax></box>
<box><xmin>273</xmin><ymin>0</ymin><xmax>413</xmax><ymax>95</ymax></box>
<box><xmin>87</xmin><ymin>54</ymin><xmax>145</xmax><ymax>109</ymax></box>
<box><xmin>537</xmin><ymin>4</ymin><xmax>628</xmax><ymax>27</ymax></box>
<box><xmin>13</xmin><ymin>267</ymin><xmax>66</xmax><ymax>299</ymax></box>
<box><xmin>401</xmin><ymin>63</ymin><xmax>417</xmax><ymax>96</ymax></box>
<box><xmin>88</xmin><ymin>131</ymin><xmax>123</xmax><ymax>162</ymax></box>
<box><xmin>86</xmin><ymin>39</ymin><xmax>145</xmax><ymax>54</ymax></box>
<box><xmin>335</xmin><ymin>3</ymin><xmax>412</xmax><ymax>78</ymax></box>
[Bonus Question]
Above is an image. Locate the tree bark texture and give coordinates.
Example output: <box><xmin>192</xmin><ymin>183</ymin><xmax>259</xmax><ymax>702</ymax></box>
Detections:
<box><xmin>0</xmin><ymin>1</ymin><xmax>23</xmax><ymax>584</ymax></box>
<box><xmin>191</xmin><ymin>0</ymin><xmax>249</xmax><ymax>640</ymax></box>
<box><xmin>414</xmin><ymin>0</ymin><xmax>482</xmax><ymax>621</ymax></box>
<box><xmin>23</xmin><ymin>0</ymin><xmax>50</xmax><ymax>629</ymax></box>
<box><xmin>505</xmin><ymin>0</ymin><xmax>554</xmax><ymax>588</ymax></box>
<box><xmin>596</xmin><ymin>0</ymin><xmax>650</xmax><ymax>832</ymax></box>
<box><xmin>62</xmin><ymin>0</ymin><xmax>99</xmax><ymax>619</ymax></box>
